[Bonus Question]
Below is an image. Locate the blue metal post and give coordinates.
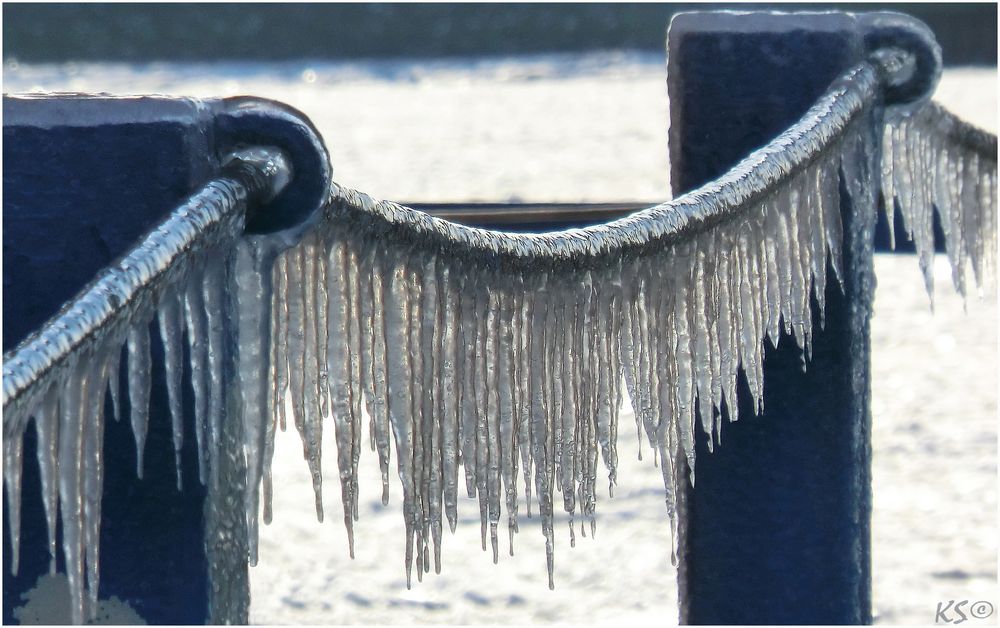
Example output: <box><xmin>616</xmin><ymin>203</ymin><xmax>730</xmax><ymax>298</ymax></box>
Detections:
<box><xmin>667</xmin><ymin>11</ymin><xmax>876</xmax><ymax>624</ymax></box>
<box><xmin>3</xmin><ymin>95</ymin><xmax>329</xmax><ymax>624</ymax></box>
<box><xmin>3</xmin><ymin>96</ymin><xmax>218</xmax><ymax>624</ymax></box>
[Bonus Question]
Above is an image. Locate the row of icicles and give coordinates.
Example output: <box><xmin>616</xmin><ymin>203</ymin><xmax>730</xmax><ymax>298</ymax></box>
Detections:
<box><xmin>2</xmin><ymin>104</ymin><xmax>996</xmax><ymax>624</ymax></box>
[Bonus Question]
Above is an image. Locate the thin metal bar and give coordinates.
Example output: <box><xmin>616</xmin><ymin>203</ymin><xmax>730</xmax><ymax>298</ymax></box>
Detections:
<box><xmin>407</xmin><ymin>202</ymin><xmax>653</xmax><ymax>226</ymax></box>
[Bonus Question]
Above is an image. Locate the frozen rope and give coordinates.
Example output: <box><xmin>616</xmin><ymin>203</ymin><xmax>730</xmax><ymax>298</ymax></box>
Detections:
<box><xmin>263</xmin><ymin>49</ymin><xmax>996</xmax><ymax>590</ymax></box>
<box><xmin>327</xmin><ymin>61</ymin><xmax>882</xmax><ymax>265</ymax></box>
<box><xmin>1</xmin><ymin>48</ymin><xmax>996</xmax><ymax>621</ymax></box>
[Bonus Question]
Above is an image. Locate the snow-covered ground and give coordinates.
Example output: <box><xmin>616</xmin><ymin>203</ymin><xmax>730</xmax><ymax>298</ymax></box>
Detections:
<box><xmin>4</xmin><ymin>52</ymin><xmax>996</xmax><ymax>625</ymax></box>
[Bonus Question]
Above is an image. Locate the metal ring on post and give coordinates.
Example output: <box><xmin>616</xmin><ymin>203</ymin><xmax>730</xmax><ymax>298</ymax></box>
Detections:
<box><xmin>858</xmin><ymin>11</ymin><xmax>942</xmax><ymax>107</ymax></box>
<box><xmin>213</xmin><ymin>97</ymin><xmax>331</xmax><ymax>239</ymax></box>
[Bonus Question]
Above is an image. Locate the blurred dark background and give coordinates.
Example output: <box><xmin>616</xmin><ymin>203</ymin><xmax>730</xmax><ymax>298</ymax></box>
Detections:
<box><xmin>3</xmin><ymin>3</ymin><xmax>997</xmax><ymax>66</ymax></box>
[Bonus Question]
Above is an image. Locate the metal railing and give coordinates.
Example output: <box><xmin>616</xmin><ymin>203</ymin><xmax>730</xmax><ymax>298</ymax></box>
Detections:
<box><xmin>1</xmin><ymin>11</ymin><xmax>997</xmax><ymax>626</ymax></box>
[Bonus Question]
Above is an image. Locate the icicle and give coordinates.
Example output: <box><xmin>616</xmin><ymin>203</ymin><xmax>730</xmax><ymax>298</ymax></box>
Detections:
<box><xmin>157</xmin><ymin>288</ymin><xmax>186</xmax><ymax>491</ymax></box>
<box><xmin>327</xmin><ymin>235</ymin><xmax>358</xmax><ymax>556</ymax></box>
<box><xmin>284</xmin><ymin>245</ymin><xmax>308</xmax><ymax>450</ymax></box>
<box><xmin>273</xmin><ymin>253</ymin><xmax>291</xmax><ymax>436</ymax></box>
<box><xmin>126</xmin><ymin>323</ymin><xmax>152</xmax><ymax>479</ymax></box>
<box><xmin>184</xmin><ymin>267</ymin><xmax>211</xmax><ymax>485</ymax></box>
<box><xmin>673</xmin><ymin>245</ymin><xmax>697</xmax><ymax>476</ymax></box>
<box><xmin>788</xmin><ymin>180</ymin><xmax>813</xmax><ymax>355</ymax></box>
<box><xmin>318</xmin><ymin>239</ymin><xmax>332</xmax><ymax>424</ymax></box>
<box><xmin>694</xmin><ymin>233</ymin><xmax>721</xmax><ymax>443</ymax></box>
<box><xmin>262</xmin><ymin>256</ymin><xmax>285</xmax><ymax>524</ymax></box>
<box><xmin>822</xmin><ymin>152</ymin><xmax>845</xmax><ymax>286</ymax></box>
<box><xmin>108</xmin><ymin>346</ymin><xmax>123</xmax><ymax>423</ymax></box>
<box><xmin>485</xmin><ymin>289</ymin><xmax>503</xmax><ymax>564</ymax></box>
<box><xmin>4</xmin><ymin>418</ymin><xmax>25</xmax><ymax>575</ymax></box>
<box><xmin>346</xmin><ymin>247</ymin><xmax>365</xmax><ymax>523</ymax></box>
<box><xmin>580</xmin><ymin>276</ymin><xmax>600</xmax><ymax>530</ymax></box>
<box><xmin>634</xmin><ymin>265</ymin><xmax>657</xmax><ymax>453</ymax></box>
<box><xmin>302</xmin><ymin>237</ymin><xmax>325</xmax><ymax>522</ymax></box>
<box><xmin>881</xmin><ymin>123</ymin><xmax>899</xmax><ymax>250</ymax></box>
<box><xmin>773</xmin><ymin>187</ymin><xmax>795</xmax><ymax>340</ymax></box>
<box><xmin>762</xmin><ymin>203</ymin><xmax>783</xmax><ymax>349</ymax></box>
<box><xmin>83</xmin><ymin>349</ymin><xmax>111</xmax><ymax>621</ymax></box>
<box><xmin>385</xmin><ymin>259</ymin><xmax>417</xmax><ymax>588</ymax></box>
<box><xmin>234</xmin><ymin>237</ymin><xmax>274</xmax><ymax>566</ymax></box>
<box><xmin>33</xmin><ymin>387</ymin><xmax>61</xmax><ymax>573</ymax></box>
<box><xmin>370</xmin><ymin>254</ymin><xmax>393</xmax><ymax>506</ymax></box>
<box><xmin>806</xmin><ymin>166</ymin><xmax>829</xmax><ymax>329</ymax></box>
<box><xmin>619</xmin><ymin>293</ymin><xmax>641</xmax><ymax>461</ymax></box>
<box><xmin>528</xmin><ymin>280</ymin><xmax>556</xmax><ymax>589</ymax></box>
<box><xmin>440</xmin><ymin>264</ymin><xmax>461</xmax><ymax>533</ymax></box>
<box><xmin>458</xmin><ymin>278</ymin><xmax>480</xmax><ymax>500</ymax></box>
<box><xmin>607</xmin><ymin>288</ymin><xmax>623</xmax><ymax>493</ymax></box>
<box><xmin>406</xmin><ymin>265</ymin><xmax>428</xmax><ymax>581</ymax></box>
<box><xmin>204</xmin><ymin>252</ymin><xmax>228</xmax><ymax>488</ymax></box>
<box><xmin>422</xmin><ymin>256</ymin><xmax>445</xmax><ymax>572</ymax></box>
<box><xmin>59</xmin><ymin>361</ymin><xmax>89</xmax><ymax>625</ymax></box>
<box><xmin>516</xmin><ymin>284</ymin><xmax>535</xmax><ymax>517</ymax></box>
<box><xmin>472</xmin><ymin>286</ymin><xmax>491</xmax><ymax>555</ymax></box>
<box><xmin>714</xmin><ymin>226</ymin><xmax>738</xmax><ymax>426</ymax></box>
<box><xmin>595</xmin><ymin>285</ymin><xmax>615</xmax><ymax>494</ymax></box>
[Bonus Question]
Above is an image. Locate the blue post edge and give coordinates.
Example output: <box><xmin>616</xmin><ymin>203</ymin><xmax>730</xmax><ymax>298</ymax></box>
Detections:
<box><xmin>2</xmin><ymin>94</ymin><xmax>328</xmax><ymax>624</ymax></box>
<box><xmin>667</xmin><ymin>10</ymin><xmax>936</xmax><ymax>624</ymax></box>
<box><xmin>3</xmin><ymin>96</ymin><xmax>217</xmax><ymax>624</ymax></box>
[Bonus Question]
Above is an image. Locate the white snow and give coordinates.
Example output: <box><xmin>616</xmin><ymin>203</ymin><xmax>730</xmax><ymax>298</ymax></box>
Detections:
<box><xmin>13</xmin><ymin>574</ymin><xmax>146</xmax><ymax>625</ymax></box>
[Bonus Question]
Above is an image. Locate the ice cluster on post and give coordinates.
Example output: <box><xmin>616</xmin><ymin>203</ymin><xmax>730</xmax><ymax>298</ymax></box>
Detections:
<box><xmin>2</xmin><ymin>59</ymin><xmax>997</xmax><ymax>623</ymax></box>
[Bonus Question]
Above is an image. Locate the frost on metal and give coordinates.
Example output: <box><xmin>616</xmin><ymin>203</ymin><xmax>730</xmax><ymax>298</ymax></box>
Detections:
<box><xmin>2</xmin><ymin>60</ymin><xmax>997</xmax><ymax>624</ymax></box>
